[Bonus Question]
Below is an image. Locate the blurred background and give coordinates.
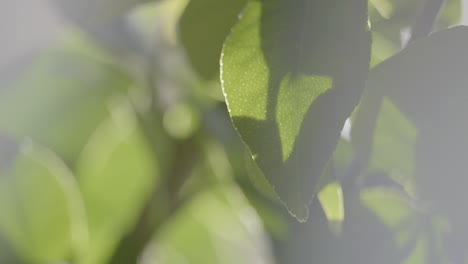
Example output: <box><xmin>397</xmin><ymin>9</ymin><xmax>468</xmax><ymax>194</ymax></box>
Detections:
<box><xmin>2</xmin><ymin>0</ymin><xmax>468</xmax><ymax>263</ymax></box>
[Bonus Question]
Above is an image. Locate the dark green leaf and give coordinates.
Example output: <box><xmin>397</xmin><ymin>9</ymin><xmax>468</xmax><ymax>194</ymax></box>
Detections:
<box><xmin>372</xmin><ymin>26</ymin><xmax>468</xmax><ymax>222</ymax></box>
<box><xmin>179</xmin><ymin>0</ymin><xmax>247</xmax><ymax>79</ymax></box>
<box><xmin>221</xmin><ymin>0</ymin><xmax>371</xmax><ymax>220</ymax></box>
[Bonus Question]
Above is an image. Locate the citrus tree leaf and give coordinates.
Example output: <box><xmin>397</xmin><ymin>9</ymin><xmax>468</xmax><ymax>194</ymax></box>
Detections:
<box><xmin>179</xmin><ymin>0</ymin><xmax>247</xmax><ymax>80</ymax></box>
<box><xmin>365</xmin><ymin>26</ymin><xmax>468</xmax><ymax>222</ymax></box>
<box><xmin>152</xmin><ymin>185</ymin><xmax>274</xmax><ymax>264</ymax></box>
<box><xmin>318</xmin><ymin>182</ymin><xmax>344</xmax><ymax>235</ymax></box>
<box><xmin>0</xmin><ymin>140</ymin><xmax>88</xmax><ymax>263</ymax></box>
<box><xmin>76</xmin><ymin>97</ymin><xmax>158</xmax><ymax>264</ymax></box>
<box><xmin>352</xmin><ymin>95</ymin><xmax>418</xmax><ymax>192</ymax></box>
<box><xmin>370</xmin><ymin>26</ymin><xmax>468</xmax><ymax>131</ymax></box>
<box><xmin>361</xmin><ymin>188</ymin><xmax>417</xmax><ymax>231</ymax></box>
<box><xmin>221</xmin><ymin>0</ymin><xmax>371</xmax><ymax>220</ymax></box>
<box><xmin>0</xmin><ymin>34</ymin><xmax>132</xmax><ymax>163</ymax></box>
<box><xmin>369</xmin><ymin>0</ymin><xmax>460</xmax><ymax>47</ymax></box>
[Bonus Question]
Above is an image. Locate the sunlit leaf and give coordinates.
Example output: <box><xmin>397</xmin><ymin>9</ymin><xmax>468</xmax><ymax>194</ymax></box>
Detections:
<box><xmin>221</xmin><ymin>0</ymin><xmax>371</xmax><ymax>220</ymax></box>
<box><xmin>76</xmin><ymin>97</ymin><xmax>158</xmax><ymax>264</ymax></box>
<box><xmin>318</xmin><ymin>182</ymin><xmax>344</xmax><ymax>235</ymax></box>
<box><xmin>0</xmin><ymin>140</ymin><xmax>87</xmax><ymax>263</ymax></box>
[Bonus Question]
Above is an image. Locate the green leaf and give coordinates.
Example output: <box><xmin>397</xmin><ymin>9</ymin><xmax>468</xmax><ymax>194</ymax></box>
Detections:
<box><xmin>360</xmin><ymin>188</ymin><xmax>449</xmax><ymax>263</ymax></box>
<box><xmin>352</xmin><ymin>95</ymin><xmax>418</xmax><ymax>191</ymax></box>
<box><xmin>318</xmin><ymin>182</ymin><xmax>344</xmax><ymax>235</ymax></box>
<box><xmin>221</xmin><ymin>0</ymin><xmax>371</xmax><ymax>220</ymax></box>
<box><xmin>152</xmin><ymin>185</ymin><xmax>274</xmax><ymax>264</ymax></box>
<box><xmin>179</xmin><ymin>0</ymin><xmax>247</xmax><ymax>79</ymax></box>
<box><xmin>369</xmin><ymin>25</ymin><xmax>468</xmax><ymax>220</ymax></box>
<box><xmin>372</xmin><ymin>26</ymin><xmax>468</xmax><ymax>131</ymax></box>
<box><xmin>0</xmin><ymin>34</ymin><xmax>132</xmax><ymax>163</ymax></box>
<box><xmin>369</xmin><ymin>98</ymin><xmax>418</xmax><ymax>190</ymax></box>
<box><xmin>76</xmin><ymin>97</ymin><xmax>158</xmax><ymax>264</ymax></box>
<box><xmin>0</xmin><ymin>140</ymin><xmax>88</xmax><ymax>263</ymax></box>
<box><xmin>360</xmin><ymin>187</ymin><xmax>424</xmax><ymax>254</ymax></box>
<box><xmin>402</xmin><ymin>237</ymin><xmax>427</xmax><ymax>264</ymax></box>
<box><xmin>361</xmin><ymin>188</ymin><xmax>417</xmax><ymax>230</ymax></box>
<box><xmin>369</xmin><ymin>0</ymin><xmax>460</xmax><ymax>46</ymax></box>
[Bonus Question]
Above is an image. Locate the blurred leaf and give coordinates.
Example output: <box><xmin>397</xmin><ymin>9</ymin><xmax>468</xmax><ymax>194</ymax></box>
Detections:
<box><xmin>362</xmin><ymin>189</ymin><xmax>447</xmax><ymax>263</ymax></box>
<box><xmin>369</xmin><ymin>0</ymin><xmax>460</xmax><ymax>47</ymax></box>
<box><xmin>0</xmin><ymin>140</ymin><xmax>88</xmax><ymax>263</ymax></box>
<box><xmin>0</xmin><ymin>234</ymin><xmax>20</xmax><ymax>264</ymax></box>
<box><xmin>179</xmin><ymin>0</ymin><xmax>247</xmax><ymax>79</ymax></box>
<box><xmin>361</xmin><ymin>188</ymin><xmax>417</xmax><ymax>230</ymax></box>
<box><xmin>278</xmin><ymin>191</ymin><xmax>401</xmax><ymax>264</ymax></box>
<box><xmin>0</xmin><ymin>34</ymin><xmax>132</xmax><ymax>164</ymax></box>
<box><xmin>438</xmin><ymin>0</ymin><xmax>461</xmax><ymax>27</ymax></box>
<box><xmin>333</xmin><ymin>138</ymin><xmax>353</xmax><ymax>173</ymax></box>
<box><xmin>243</xmin><ymin>192</ymin><xmax>289</xmax><ymax>239</ymax></box>
<box><xmin>221</xmin><ymin>0</ymin><xmax>371</xmax><ymax>221</ymax></box>
<box><xmin>376</xmin><ymin>26</ymin><xmax>468</xmax><ymax>134</ymax></box>
<box><xmin>369</xmin><ymin>98</ymin><xmax>418</xmax><ymax>190</ymax></box>
<box><xmin>76</xmin><ymin>97</ymin><xmax>158</xmax><ymax>264</ymax></box>
<box><xmin>53</xmin><ymin>0</ymin><xmax>154</xmax><ymax>24</ymax></box>
<box><xmin>318</xmin><ymin>182</ymin><xmax>344</xmax><ymax>235</ymax></box>
<box><xmin>365</xmin><ymin>26</ymin><xmax>468</xmax><ymax>220</ymax></box>
<box><xmin>402</xmin><ymin>237</ymin><xmax>427</xmax><ymax>264</ymax></box>
<box><xmin>53</xmin><ymin>0</ymin><xmax>157</xmax><ymax>58</ymax></box>
<box><xmin>163</xmin><ymin>103</ymin><xmax>200</xmax><ymax>140</ymax></box>
<box><xmin>359</xmin><ymin>186</ymin><xmax>436</xmax><ymax>263</ymax></box>
<box><xmin>129</xmin><ymin>0</ymin><xmax>191</xmax><ymax>47</ymax></box>
<box><xmin>149</xmin><ymin>185</ymin><xmax>274</xmax><ymax>264</ymax></box>
<box><xmin>370</xmin><ymin>32</ymin><xmax>400</xmax><ymax>67</ymax></box>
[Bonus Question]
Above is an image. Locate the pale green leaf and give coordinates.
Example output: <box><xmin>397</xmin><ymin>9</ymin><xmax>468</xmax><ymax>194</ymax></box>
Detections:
<box><xmin>361</xmin><ymin>188</ymin><xmax>416</xmax><ymax>230</ymax></box>
<box><xmin>318</xmin><ymin>182</ymin><xmax>344</xmax><ymax>235</ymax></box>
<box><xmin>150</xmin><ymin>185</ymin><xmax>274</xmax><ymax>264</ymax></box>
<box><xmin>76</xmin><ymin>97</ymin><xmax>158</xmax><ymax>264</ymax></box>
<box><xmin>370</xmin><ymin>98</ymin><xmax>418</xmax><ymax>191</ymax></box>
<box><xmin>402</xmin><ymin>237</ymin><xmax>427</xmax><ymax>264</ymax></box>
<box><xmin>0</xmin><ymin>33</ymin><xmax>132</xmax><ymax>163</ymax></box>
<box><xmin>0</xmin><ymin>140</ymin><xmax>88</xmax><ymax>263</ymax></box>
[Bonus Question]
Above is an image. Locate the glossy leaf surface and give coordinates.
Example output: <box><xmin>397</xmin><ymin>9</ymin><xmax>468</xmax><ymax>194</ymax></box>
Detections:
<box><xmin>221</xmin><ymin>0</ymin><xmax>371</xmax><ymax>220</ymax></box>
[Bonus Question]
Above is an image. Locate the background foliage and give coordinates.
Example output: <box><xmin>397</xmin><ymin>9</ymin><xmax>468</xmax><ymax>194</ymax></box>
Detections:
<box><xmin>1</xmin><ymin>0</ymin><xmax>468</xmax><ymax>263</ymax></box>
